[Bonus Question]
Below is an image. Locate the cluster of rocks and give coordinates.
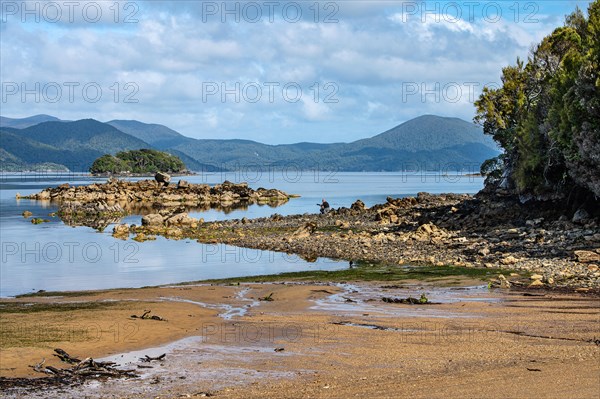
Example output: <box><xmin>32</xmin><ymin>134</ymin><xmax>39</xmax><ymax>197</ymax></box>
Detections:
<box><xmin>22</xmin><ymin>178</ymin><xmax>292</xmax><ymax>208</ymax></box>
<box><xmin>112</xmin><ymin>209</ymin><xmax>205</xmax><ymax>241</ymax></box>
<box><xmin>119</xmin><ymin>191</ymin><xmax>599</xmax><ymax>291</ymax></box>
<box><xmin>22</xmin><ymin>175</ymin><xmax>599</xmax><ymax>291</ymax></box>
<box><xmin>21</xmin><ymin>178</ymin><xmax>293</xmax><ymax>230</ymax></box>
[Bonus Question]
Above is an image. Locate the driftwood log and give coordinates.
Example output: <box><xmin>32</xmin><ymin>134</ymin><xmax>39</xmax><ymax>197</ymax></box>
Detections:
<box><xmin>140</xmin><ymin>353</ymin><xmax>166</xmax><ymax>362</ymax></box>
<box><xmin>0</xmin><ymin>349</ymin><xmax>139</xmax><ymax>391</ymax></box>
<box><xmin>130</xmin><ymin>310</ymin><xmax>167</xmax><ymax>321</ymax></box>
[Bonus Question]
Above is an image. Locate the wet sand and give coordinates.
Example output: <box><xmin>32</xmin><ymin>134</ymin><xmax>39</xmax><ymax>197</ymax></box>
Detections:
<box><xmin>1</xmin><ymin>281</ymin><xmax>599</xmax><ymax>398</ymax></box>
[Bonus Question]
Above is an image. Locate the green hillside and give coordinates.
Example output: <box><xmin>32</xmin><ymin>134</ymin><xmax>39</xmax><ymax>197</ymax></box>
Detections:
<box><xmin>168</xmin><ymin>115</ymin><xmax>499</xmax><ymax>171</ymax></box>
<box><xmin>0</xmin><ymin>115</ymin><xmax>500</xmax><ymax>172</ymax></box>
<box><xmin>0</xmin><ymin>119</ymin><xmax>152</xmax><ymax>171</ymax></box>
<box><xmin>107</xmin><ymin>120</ymin><xmax>188</xmax><ymax>149</ymax></box>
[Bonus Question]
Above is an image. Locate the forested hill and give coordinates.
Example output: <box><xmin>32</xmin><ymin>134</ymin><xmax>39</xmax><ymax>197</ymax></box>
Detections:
<box><xmin>1</xmin><ymin>115</ymin><xmax>499</xmax><ymax>172</ymax></box>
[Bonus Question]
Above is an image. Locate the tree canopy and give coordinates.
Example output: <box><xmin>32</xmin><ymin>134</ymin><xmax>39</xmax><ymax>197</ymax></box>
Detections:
<box><xmin>475</xmin><ymin>1</ymin><xmax>600</xmax><ymax>197</ymax></box>
<box><xmin>90</xmin><ymin>149</ymin><xmax>186</xmax><ymax>174</ymax></box>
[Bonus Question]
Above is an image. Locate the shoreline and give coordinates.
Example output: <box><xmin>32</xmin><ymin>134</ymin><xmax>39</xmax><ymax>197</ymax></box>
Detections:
<box><xmin>1</xmin><ymin>279</ymin><xmax>599</xmax><ymax>398</ymax></box>
<box><xmin>123</xmin><ymin>192</ymin><xmax>599</xmax><ymax>291</ymax></box>
<box><xmin>10</xmin><ymin>262</ymin><xmax>600</xmax><ymax>300</ymax></box>
<box><xmin>17</xmin><ymin>180</ymin><xmax>600</xmax><ymax>291</ymax></box>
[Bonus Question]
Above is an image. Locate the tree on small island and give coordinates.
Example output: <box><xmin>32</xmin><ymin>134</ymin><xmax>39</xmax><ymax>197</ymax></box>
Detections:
<box><xmin>90</xmin><ymin>149</ymin><xmax>186</xmax><ymax>175</ymax></box>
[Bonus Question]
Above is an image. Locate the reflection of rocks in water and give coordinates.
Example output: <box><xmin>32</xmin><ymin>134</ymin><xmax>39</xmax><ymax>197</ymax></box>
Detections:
<box><xmin>23</xmin><ymin>179</ymin><xmax>292</xmax><ymax>208</ymax></box>
<box><xmin>23</xmin><ymin>179</ymin><xmax>294</xmax><ymax>228</ymax></box>
<box><xmin>148</xmin><ymin>201</ymin><xmax>251</xmax><ymax>215</ymax></box>
<box><xmin>58</xmin><ymin>201</ymin><xmax>126</xmax><ymax>231</ymax></box>
<box><xmin>25</xmin><ymin>179</ymin><xmax>295</xmax><ymax>230</ymax></box>
<box><xmin>60</xmin><ymin>214</ymin><xmax>124</xmax><ymax>231</ymax></box>
<box><xmin>299</xmin><ymin>254</ymin><xmax>318</xmax><ymax>263</ymax></box>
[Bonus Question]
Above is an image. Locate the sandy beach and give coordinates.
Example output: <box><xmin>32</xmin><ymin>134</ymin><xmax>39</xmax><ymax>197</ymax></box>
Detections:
<box><xmin>1</xmin><ymin>278</ymin><xmax>599</xmax><ymax>398</ymax></box>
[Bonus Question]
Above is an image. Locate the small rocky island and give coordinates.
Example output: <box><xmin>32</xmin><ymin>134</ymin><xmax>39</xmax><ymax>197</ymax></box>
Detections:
<box><xmin>20</xmin><ymin>175</ymin><xmax>294</xmax><ymax>229</ymax></box>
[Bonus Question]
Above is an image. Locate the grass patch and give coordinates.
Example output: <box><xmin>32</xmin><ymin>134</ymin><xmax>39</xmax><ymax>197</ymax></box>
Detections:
<box><xmin>0</xmin><ymin>301</ymin><xmax>126</xmax><ymax>347</ymax></box>
<box><xmin>0</xmin><ymin>320</ymin><xmax>95</xmax><ymax>347</ymax></box>
<box><xmin>192</xmin><ymin>263</ymin><xmax>509</xmax><ymax>285</ymax></box>
<box><xmin>0</xmin><ymin>301</ymin><xmax>122</xmax><ymax>314</ymax></box>
<box><xmin>15</xmin><ymin>290</ymin><xmax>103</xmax><ymax>298</ymax></box>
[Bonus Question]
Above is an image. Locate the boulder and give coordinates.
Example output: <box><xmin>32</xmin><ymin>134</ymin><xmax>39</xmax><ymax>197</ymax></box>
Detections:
<box><xmin>572</xmin><ymin>208</ymin><xmax>590</xmax><ymax>224</ymax></box>
<box><xmin>37</xmin><ymin>191</ymin><xmax>51</xmax><ymax>200</ymax></box>
<box><xmin>292</xmin><ymin>222</ymin><xmax>317</xmax><ymax>239</ymax></box>
<box><xmin>155</xmin><ymin>172</ymin><xmax>171</xmax><ymax>185</ymax></box>
<box><xmin>351</xmin><ymin>200</ymin><xmax>366</xmax><ymax>212</ymax></box>
<box><xmin>500</xmin><ymin>255</ymin><xmax>519</xmax><ymax>265</ymax></box>
<box><xmin>142</xmin><ymin>213</ymin><xmax>164</xmax><ymax>227</ymax></box>
<box><xmin>528</xmin><ymin>280</ymin><xmax>544</xmax><ymax>287</ymax></box>
<box><xmin>133</xmin><ymin>233</ymin><xmax>156</xmax><ymax>242</ymax></box>
<box><xmin>574</xmin><ymin>250</ymin><xmax>600</xmax><ymax>264</ymax></box>
<box><xmin>177</xmin><ymin>180</ymin><xmax>189</xmax><ymax>189</ymax></box>
<box><xmin>334</xmin><ymin>220</ymin><xmax>351</xmax><ymax>229</ymax></box>
<box><xmin>498</xmin><ymin>275</ymin><xmax>511</xmax><ymax>288</ymax></box>
<box><xmin>165</xmin><ymin>212</ymin><xmax>198</xmax><ymax>227</ymax></box>
<box><xmin>413</xmin><ymin>223</ymin><xmax>448</xmax><ymax>241</ymax></box>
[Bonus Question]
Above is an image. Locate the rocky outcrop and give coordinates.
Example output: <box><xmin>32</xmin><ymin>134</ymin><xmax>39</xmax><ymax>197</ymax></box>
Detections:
<box><xmin>120</xmin><ymin>190</ymin><xmax>599</xmax><ymax>290</ymax></box>
<box><xmin>23</xmin><ymin>179</ymin><xmax>292</xmax><ymax>209</ymax></box>
<box><xmin>574</xmin><ymin>250</ymin><xmax>600</xmax><ymax>264</ymax></box>
<box><xmin>291</xmin><ymin>222</ymin><xmax>317</xmax><ymax>239</ymax></box>
<box><xmin>412</xmin><ymin>223</ymin><xmax>450</xmax><ymax>242</ymax></box>
<box><xmin>350</xmin><ymin>200</ymin><xmax>366</xmax><ymax>212</ymax></box>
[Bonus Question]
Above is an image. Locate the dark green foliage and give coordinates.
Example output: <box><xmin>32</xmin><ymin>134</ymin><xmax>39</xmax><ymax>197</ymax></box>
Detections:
<box><xmin>480</xmin><ymin>156</ymin><xmax>504</xmax><ymax>182</ymax></box>
<box><xmin>197</xmin><ymin>263</ymin><xmax>505</xmax><ymax>284</ymax></box>
<box><xmin>475</xmin><ymin>2</ymin><xmax>600</xmax><ymax>197</ymax></box>
<box><xmin>89</xmin><ymin>149</ymin><xmax>186</xmax><ymax>174</ymax></box>
<box><xmin>0</xmin><ymin>129</ymin><xmax>102</xmax><ymax>172</ymax></box>
<box><xmin>88</xmin><ymin>155</ymin><xmax>130</xmax><ymax>174</ymax></box>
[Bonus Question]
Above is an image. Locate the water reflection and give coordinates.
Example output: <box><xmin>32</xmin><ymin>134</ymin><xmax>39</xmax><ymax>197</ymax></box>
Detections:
<box><xmin>56</xmin><ymin>198</ymin><xmax>289</xmax><ymax>230</ymax></box>
<box><xmin>1</xmin><ymin>172</ymin><xmax>485</xmax><ymax>297</ymax></box>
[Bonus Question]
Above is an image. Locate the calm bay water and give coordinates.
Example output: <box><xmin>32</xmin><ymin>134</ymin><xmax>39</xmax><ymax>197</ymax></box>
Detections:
<box><xmin>0</xmin><ymin>172</ymin><xmax>483</xmax><ymax>297</ymax></box>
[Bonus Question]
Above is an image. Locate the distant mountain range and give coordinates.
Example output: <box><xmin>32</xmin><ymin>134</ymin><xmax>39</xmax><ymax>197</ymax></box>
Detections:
<box><xmin>0</xmin><ymin>114</ymin><xmax>500</xmax><ymax>172</ymax></box>
<box><xmin>0</xmin><ymin>114</ymin><xmax>64</xmax><ymax>129</ymax></box>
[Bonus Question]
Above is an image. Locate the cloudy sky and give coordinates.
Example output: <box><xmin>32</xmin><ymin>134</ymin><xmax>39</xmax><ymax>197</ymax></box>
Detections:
<box><xmin>0</xmin><ymin>0</ymin><xmax>591</xmax><ymax>143</ymax></box>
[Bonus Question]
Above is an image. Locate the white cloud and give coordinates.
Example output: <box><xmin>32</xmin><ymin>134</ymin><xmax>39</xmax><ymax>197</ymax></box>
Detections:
<box><xmin>0</xmin><ymin>0</ymin><xmax>587</xmax><ymax>143</ymax></box>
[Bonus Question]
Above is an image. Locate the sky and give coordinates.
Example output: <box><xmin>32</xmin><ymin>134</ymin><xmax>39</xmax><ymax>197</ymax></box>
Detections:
<box><xmin>0</xmin><ymin>0</ymin><xmax>592</xmax><ymax>143</ymax></box>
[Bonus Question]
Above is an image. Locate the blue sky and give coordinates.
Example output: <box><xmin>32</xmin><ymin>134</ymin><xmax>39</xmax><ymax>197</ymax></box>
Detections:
<box><xmin>0</xmin><ymin>0</ymin><xmax>592</xmax><ymax>143</ymax></box>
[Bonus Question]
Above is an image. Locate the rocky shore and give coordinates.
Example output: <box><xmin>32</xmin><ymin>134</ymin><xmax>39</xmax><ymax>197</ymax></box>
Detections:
<box><xmin>19</xmin><ymin>178</ymin><xmax>293</xmax><ymax>229</ymax></box>
<box><xmin>20</xmin><ymin>178</ymin><xmax>291</xmax><ymax>207</ymax></box>
<box><xmin>22</xmin><ymin>181</ymin><xmax>600</xmax><ymax>291</ymax></box>
<box><xmin>129</xmin><ymin>192</ymin><xmax>599</xmax><ymax>291</ymax></box>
